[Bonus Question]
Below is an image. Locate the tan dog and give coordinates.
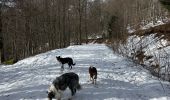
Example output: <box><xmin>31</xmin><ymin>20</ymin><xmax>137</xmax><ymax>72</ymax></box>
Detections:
<box><xmin>89</xmin><ymin>66</ymin><xmax>97</xmax><ymax>84</ymax></box>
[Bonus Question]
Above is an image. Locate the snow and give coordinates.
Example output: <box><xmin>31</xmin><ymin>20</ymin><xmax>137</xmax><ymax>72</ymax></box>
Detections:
<box><xmin>119</xmin><ymin>33</ymin><xmax>170</xmax><ymax>76</ymax></box>
<box><xmin>0</xmin><ymin>44</ymin><xmax>170</xmax><ymax>100</ymax></box>
<box><xmin>127</xmin><ymin>18</ymin><xmax>170</xmax><ymax>34</ymax></box>
<box><xmin>141</xmin><ymin>20</ymin><xmax>165</xmax><ymax>30</ymax></box>
<box><xmin>127</xmin><ymin>25</ymin><xmax>136</xmax><ymax>34</ymax></box>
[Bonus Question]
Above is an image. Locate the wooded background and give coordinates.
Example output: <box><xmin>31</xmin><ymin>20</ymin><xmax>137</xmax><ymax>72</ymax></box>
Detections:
<box><xmin>0</xmin><ymin>0</ymin><xmax>169</xmax><ymax>62</ymax></box>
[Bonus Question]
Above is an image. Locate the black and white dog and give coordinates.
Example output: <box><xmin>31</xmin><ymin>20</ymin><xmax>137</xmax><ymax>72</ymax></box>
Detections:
<box><xmin>56</xmin><ymin>56</ymin><xmax>76</xmax><ymax>70</ymax></box>
<box><xmin>89</xmin><ymin>66</ymin><xmax>97</xmax><ymax>84</ymax></box>
<box><xmin>47</xmin><ymin>72</ymin><xmax>81</xmax><ymax>100</ymax></box>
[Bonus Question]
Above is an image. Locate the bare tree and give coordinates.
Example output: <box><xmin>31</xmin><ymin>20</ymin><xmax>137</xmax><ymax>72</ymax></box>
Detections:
<box><xmin>0</xmin><ymin>0</ymin><xmax>168</xmax><ymax>63</ymax></box>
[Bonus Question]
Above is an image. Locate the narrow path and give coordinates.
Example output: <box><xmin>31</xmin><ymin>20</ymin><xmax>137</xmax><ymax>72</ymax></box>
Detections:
<box><xmin>0</xmin><ymin>44</ymin><xmax>169</xmax><ymax>100</ymax></box>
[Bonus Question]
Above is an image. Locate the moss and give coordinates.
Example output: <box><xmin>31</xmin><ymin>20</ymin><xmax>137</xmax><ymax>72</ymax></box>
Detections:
<box><xmin>3</xmin><ymin>59</ymin><xmax>15</xmax><ymax>65</ymax></box>
<box><xmin>160</xmin><ymin>0</ymin><xmax>170</xmax><ymax>11</ymax></box>
<box><xmin>163</xmin><ymin>4</ymin><xmax>170</xmax><ymax>10</ymax></box>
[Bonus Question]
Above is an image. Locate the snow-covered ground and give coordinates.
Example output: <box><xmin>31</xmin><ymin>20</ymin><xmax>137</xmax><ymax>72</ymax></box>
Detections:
<box><xmin>0</xmin><ymin>44</ymin><xmax>170</xmax><ymax>100</ymax></box>
<box><xmin>127</xmin><ymin>18</ymin><xmax>170</xmax><ymax>34</ymax></box>
<box><xmin>118</xmin><ymin>33</ymin><xmax>170</xmax><ymax>78</ymax></box>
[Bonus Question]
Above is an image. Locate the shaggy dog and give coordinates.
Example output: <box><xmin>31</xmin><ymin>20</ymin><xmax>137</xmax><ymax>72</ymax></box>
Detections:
<box><xmin>56</xmin><ymin>56</ymin><xmax>76</xmax><ymax>70</ymax></box>
<box><xmin>47</xmin><ymin>72</ymin><xmax>81</xmax><ymax>100</ymax></box>
<box><xmin>89</xmin><ymin>66</ymin><xmax>97</xmax><ymax>84</ymax></box>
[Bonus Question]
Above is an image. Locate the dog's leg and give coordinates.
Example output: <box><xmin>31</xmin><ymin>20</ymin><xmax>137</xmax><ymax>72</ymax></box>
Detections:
<box><xmin>70</xmin><ymin>88</ymin><xmax>76</xmax><ymax>96</ymax></box>
<box><xmin>68</xmin><ymin>98</ymin><xmax>72</xmax><ymax>100</ymax></box>
<box><xmin>69</xmin><ymin>83</ymin><xmax>77</xmax><ymax>96</ymax></box>
<box><xmin>68</xmin><ymin>95</ymin><xmax>73</xmax><ymax>100</ymax></box>
<box><xmin>94</xmin><ymin>79</ymin><xmax>96</xmax><ymax>85</ymax></box>
<box><xmin>89</xmin><ymin>74</ymin><xmax>92</xmax><ymax>81</ymax></box>
<box><xmin>68</xmin><ymin>63</ymin><xmax>72</xmax><ymax>70</ymax></box>
<box><xmin>92</xmin><ymin>78</ymin><xmax>94</xmax><ymax>84</ymax></box>
<box><xmin>56</xmin><ymin>96</ymin><xmax>61</xmax><ymax>100</ymax></box>
<box><xmin>70</xmin><ymin>65</ymin><xmax>72</xmax><ymax>70</ymax></box>
<box><xmin>55</xmin><ymin>90</ymin><xmax>63</xmax><ymax>100</ymax></box>
<box><xmin>67</xmin><ymin>88</ymin><xmax>75</xmax><ymax>100</ymax></box>
<box><xmin>61</xmin><ymin>64</ymin><xmax>64</xmax><ymax>70</ymax></box>
<box><xmin>92</xmin><ymin>75</ymin><xmax>97</xmax><ymax>84</ymax></box>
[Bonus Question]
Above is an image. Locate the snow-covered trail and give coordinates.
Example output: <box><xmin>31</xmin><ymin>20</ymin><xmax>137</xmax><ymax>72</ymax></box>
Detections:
<box><xmin>0</xmin><ymin>44</ymin><xmax>170</xmax><ymax>100</ymax></box>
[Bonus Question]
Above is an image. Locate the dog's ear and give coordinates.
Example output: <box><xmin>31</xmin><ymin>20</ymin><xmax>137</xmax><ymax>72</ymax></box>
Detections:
<box><xmin>56</xmin><ymin>56</ymin><xmax>60</xmax><ymax>58</ymax></box>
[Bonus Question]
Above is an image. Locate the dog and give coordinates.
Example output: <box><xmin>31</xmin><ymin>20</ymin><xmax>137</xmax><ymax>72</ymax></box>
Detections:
<box><xmin>47</xmin><ymin>72</ymin><xmax>81</xmax><ymax>100</ymax></box>
<box><xmin>56</xmin><ymin>56</ymin><xmax>76</xmax><ymax>70</ymax></box>
<box><xmin>89</xmin><ymin>66</ymin><xmax>97</xmax><ymax>84</ymax></box>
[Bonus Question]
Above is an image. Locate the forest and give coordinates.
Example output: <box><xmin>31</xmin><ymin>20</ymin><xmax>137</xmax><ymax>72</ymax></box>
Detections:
<box><xmin>0</xmin><ymin>0</ymin><xmax>168</xmax><ymax>61</ymax></box>
<box><xmin>0</xmin><ymin>0</ymin><xmax>170</xmax><ymax>99</ymax></box>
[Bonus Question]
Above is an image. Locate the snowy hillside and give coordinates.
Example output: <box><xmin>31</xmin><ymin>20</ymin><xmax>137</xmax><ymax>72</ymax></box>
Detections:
<box><xmin>0</xmin><ymin>44</ymin><xmax>170</xmax><ymax>100</ymax></box>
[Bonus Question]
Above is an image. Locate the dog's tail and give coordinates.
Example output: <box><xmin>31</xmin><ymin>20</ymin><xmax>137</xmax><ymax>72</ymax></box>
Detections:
<box><xmin>77</xmin><ymin>83</ymin><xmax>82</xmax><ymax>90</ymax></box>
<box><xmin>72</xmin><ymin>63</ymin><xmax>76</xmax><ymax>66</ymax></box>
